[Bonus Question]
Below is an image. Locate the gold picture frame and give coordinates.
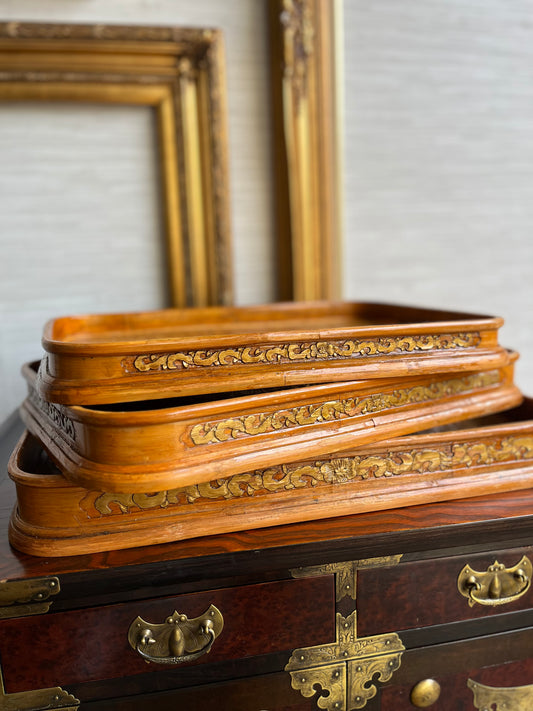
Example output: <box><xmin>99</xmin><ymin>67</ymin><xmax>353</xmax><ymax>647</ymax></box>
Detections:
<box><xmin>0</xmin><ymin>21</ymin><xmax>232</xmax><ymax>307</ymax></box>
<box><xmin>269</xmin><ymin>0</ymin><xmax>341</xmax><ymax>301</ymax></box>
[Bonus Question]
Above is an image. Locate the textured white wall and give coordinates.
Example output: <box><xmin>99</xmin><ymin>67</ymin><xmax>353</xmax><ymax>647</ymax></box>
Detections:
<box><xmin>0</xmin><ymin>0</ymin><xmax>275</xmax><ymax>422</ymax></box>
<box><xmin>343</xmin><ymin>0</ymin><xmax>533</xmax><ymax>396</ymax></box>
<box><xmin>3</xmin><ymin>0</ymin><xmax>533</xmax><ymax>423</ymax></box>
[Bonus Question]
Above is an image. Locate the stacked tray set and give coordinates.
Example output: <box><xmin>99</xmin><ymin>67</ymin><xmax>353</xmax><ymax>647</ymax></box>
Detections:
<box><xmin>7</xmin><ymin>301</ymin><xmax>533</xmax><ymax>556</ymax></box>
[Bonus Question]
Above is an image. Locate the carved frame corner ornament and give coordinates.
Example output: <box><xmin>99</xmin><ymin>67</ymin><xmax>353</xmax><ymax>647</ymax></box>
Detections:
<box><xmin>0</xmin><ymin>21</ymin><xmax>233</xmax><ymax>307</ymax></box>
<box><xmin>268</xmin><ymin>0</ymin><xmax>341</xmax><ymax>301</ymax></box>
<box><xmin>288</xmin><ymin>557</ymin><xmax>404</xmax><ymax>710</ymax></box>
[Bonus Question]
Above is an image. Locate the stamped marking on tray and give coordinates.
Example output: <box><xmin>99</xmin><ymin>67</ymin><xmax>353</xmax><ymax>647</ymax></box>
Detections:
<box><xmin>83</xmin><ymin>432</ymin><xmax>533</xmax><ymax>517</ymax></box>
<box><xmin>125</xmin><ymin>333</ymin><xmax>481</xmax><ymax>373</ymax></box>
<box><xmin>28</xmin><ymin>387</ymin><xmax>76</xmax><ymax>440</ymax></box>
<box><xmin>187</xmin><ymin>371</ymin><xmax>500</xmax><ymax>445</ymax></box>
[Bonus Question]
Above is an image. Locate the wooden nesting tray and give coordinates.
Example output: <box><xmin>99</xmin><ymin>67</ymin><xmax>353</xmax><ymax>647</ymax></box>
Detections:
<box><xmin>9</xmin><ymin>395</ymin><xmax>533</xmax><ymax>557</ymax></box>
<box><xmin>21</xmin><ymin>356</ymin><xmax>521</xmax><ymax>494</ymax></box>
<box><xmin>37</xmin><ymin>301</ymin><xmax>509</xmax><ymax>406</ymax></box>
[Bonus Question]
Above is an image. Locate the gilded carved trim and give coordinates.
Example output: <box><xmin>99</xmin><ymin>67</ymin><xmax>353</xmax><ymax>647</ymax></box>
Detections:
<box><xmin>127</xmin><ymin>332</ymin><xmax>482</xmax><ymax>373</ymax></box>
<box><xmin>83</xmin><ymin>431</ymin><xmax>533</xmax><ymax>517</ymax></box>
<box><xmin>0</xmin><ymin>22</ymin><xmax>232</xmax><ymax>307</ymax></box>
<box><xmin>269</xmin><ymin>0</ymin><xmax>341</xmax><ymax>300</ymax></box>
<box><xmin>188</xmin><ymin>371</ymin><xmax>500</xmax><ymax>445</ymax></box>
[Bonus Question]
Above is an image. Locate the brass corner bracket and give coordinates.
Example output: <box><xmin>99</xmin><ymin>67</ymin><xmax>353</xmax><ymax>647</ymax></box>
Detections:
<box><xmin>0</xmin><ymin>667</ymin><xmax>78</xmax><ymax>711</ymax></box>
<box><xmin>291</xmin><ymin>555</ymin><xmax>403</xmax><ymax>602</ymax></box>
<box><xmin>0</xmin><ymin>577</ymin><xmax>60</xmax><ymax>619</ymax></box>
<box><xmin>288</xmin><ymin>556</ymin><xmax>405</xmax><ymax>709</ymax></box>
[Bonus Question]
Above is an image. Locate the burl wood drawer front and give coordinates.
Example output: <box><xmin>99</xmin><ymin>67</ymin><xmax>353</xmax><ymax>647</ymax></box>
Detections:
<box><xmin>0</xmin><ymin>575</ymin><xmax>334</xmax><ymax>694</ymax></box>
<box><xmin>378</xmin><ymin>626</ymin><xmax>533</xmax><ymax>710</ymax></box>
<box><xmin>356</xmin><ymin>546</ymin><xmax>533</xmax><ymax>637</ymax></box>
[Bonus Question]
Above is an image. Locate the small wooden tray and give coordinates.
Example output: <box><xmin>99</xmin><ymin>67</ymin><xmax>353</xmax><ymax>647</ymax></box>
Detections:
<box><xmin>9</xmin><ymin>395</ymin><xmax>533</xmax><ymax>556</ymax></box>
<box><xmin>38</xmin><ymin>301</ymin><xmax>508</xmax><ymax>405</ymax></box>
<box><xmin>21</xmin><ymin>357</ymin><xmax>521</xmax><ymax>493</ymax></box>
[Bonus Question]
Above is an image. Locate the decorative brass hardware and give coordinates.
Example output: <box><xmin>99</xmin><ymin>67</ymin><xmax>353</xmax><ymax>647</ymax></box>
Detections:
<box><xmin>410</xmin><ymin>679</ymin><xmax>441</xmax><ymax>707</ymax></box>
<box><xmin>457</xmin><ymin>555</ymin><xmax>532</xmax><ymax>607</ymax></box>
<box><xmin>291</xmin><ymin>556</ymin><xmax>403</xmax><ymax>603</ymax></box>
<box><xmin>128</xmin><ymin>605</ymin><xmax>223</xmax><ymax>665</ymax></box>
<box><xmin>468</xmin><ymin>678</ymin><xmax>533</xmax><ymax>710</ymax></box>
<box><xmin>288</xmin><ymin>556</ymin><xmax>405</xmax><ymax>709</ymax></box>
<box><xmin>286</xmin><ymin>612</ymin><xmax>404</xmax><ymax>710</ymax></box>
<box><xmin>0</xmin><ymin>577</ymin><xmax>60</xmax><ymax>619</ymax></box>
<box><xmin>0</xmin><ymin>666</ymin><xmax>78</xmax><ymax>711</ymax></box>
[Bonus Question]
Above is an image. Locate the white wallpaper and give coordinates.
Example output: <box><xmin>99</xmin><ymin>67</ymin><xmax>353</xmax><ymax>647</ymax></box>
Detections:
<box><xmin>0</xmin><ymin>0</ymin><xmax>276</xmax><ymax>421</ymax></box>
<box><xmin>343</xmin><ymin>0</ymin><xmax>533</xmax><ymax>396</ymax></box>
<box><xmin>2</xmin><ymin>0</ymin><xmax>533</xmax><ymax>423</ymax></box>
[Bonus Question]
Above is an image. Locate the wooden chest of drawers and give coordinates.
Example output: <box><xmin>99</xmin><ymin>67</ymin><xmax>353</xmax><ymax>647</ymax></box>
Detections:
<box><xmin>1</xmin><ymin>415</ymin><xmax>533</xmax><ymax>710</ymax></box>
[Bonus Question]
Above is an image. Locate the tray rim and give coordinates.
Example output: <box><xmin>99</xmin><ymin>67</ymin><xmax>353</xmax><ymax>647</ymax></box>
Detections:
<box><xmin>9</xmin><ymin>415</ymin><xmax>533</xmax><ymax>557</ymax></box>
<box><xmin>42</xmin><ymin>300</ymin><xmax>505</xmax><ymax>355</ymax></box>
<box><xmin>19</xmin><ymin>375</ymin><xmax>523</xmax><ymax>493</ymax></box>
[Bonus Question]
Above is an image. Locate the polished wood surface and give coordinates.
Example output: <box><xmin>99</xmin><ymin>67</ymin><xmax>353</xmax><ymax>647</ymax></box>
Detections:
<box><xmin>379</xmin><ymin>628</ymin><xmax>533</xmax><ymax>710</ymax></box>
<box><xmin>357</xmin><ymin>545</ymin><xmax>533</xmax><ymax>637</ymax></box>
<box><xmin>20</xmin><ymin>360</ymin><xmax>520</xmax><ymax>497</ymax></box>
<box><xmin>10</xmin><ymin>387</ymin><xmax>533</xmax><ymax>557</ymax></box>
<box><xmin>0</xmin><ymin>575</ymin><xmax>334</xmax><ymax>693</ymax></box>
<box><xmin>3</xmin><ymin>412</ymin><xmax>533</xmax><ymax>709</ymax></box>
<box><xmin>3</xmin><ymin>414</ymin><xmax>533</xmax><ymax>586</ymax></box>
<box><xmin>39</xmin><ymin>301</ymin><xmax>506</xmax><ymax>405</ymax></box>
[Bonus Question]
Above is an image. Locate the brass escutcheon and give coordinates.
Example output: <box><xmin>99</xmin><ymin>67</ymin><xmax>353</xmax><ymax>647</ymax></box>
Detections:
<box><xmin>457</xmin><ymin>555</ymin><xmax>532</xmax><ymax>607</ymax></box>
<box><xmin>128</xmin><ymin>605</ymin><xmax>223</xmax><ymax>665</ymax></box>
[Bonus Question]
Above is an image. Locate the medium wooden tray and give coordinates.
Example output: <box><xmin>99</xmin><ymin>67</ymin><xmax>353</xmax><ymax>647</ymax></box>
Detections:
<box><xmin>21</xmin><ymin>357</ymin><xmax>521</xmax><ymax>493</ymax></box>
<box><xmin>37</xmin><ymin>301</ymin><xmax>508</xmax><ymax>405</ymax></box>
<box><xmin>9</xmin><ymin>396</ymin><xmax>533</xmax><ymax>556</ymax></box>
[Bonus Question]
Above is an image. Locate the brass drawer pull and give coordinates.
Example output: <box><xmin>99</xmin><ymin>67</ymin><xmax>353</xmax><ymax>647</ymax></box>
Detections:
<box><xmin>410</xmin><ymin>679</ymin><xmax>441</xmax><ymax>707</ymax></box>
<box><xmin>468</xmin><ymin>678</ymin><xmax>533</xmax><ymax>710</ymax></box>
<box><xmin>128</xmin><ymin>605</ymin><xmax>224</xmax><ymax>665</ymax></box>
<box><xmin>457</xmin><ymin>555</ymin><xmax>532</xmax><ymax>607</ymax></box>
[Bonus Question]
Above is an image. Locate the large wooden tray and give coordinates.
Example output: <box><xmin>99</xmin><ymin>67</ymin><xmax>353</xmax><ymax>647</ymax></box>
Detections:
<box><xmin>9</xmin><ymin>395</ymin><xmax>533</xmax><ymax>556</ymax></box>
<box><xmin>21</xmin><ymin>357</ymin><xmax>521</xmax><ymax>493</ymax></box>
<box><xmin>37</xmin><ymin>301</ymin><xmax>508</xmax><ymax>405</ymax></box>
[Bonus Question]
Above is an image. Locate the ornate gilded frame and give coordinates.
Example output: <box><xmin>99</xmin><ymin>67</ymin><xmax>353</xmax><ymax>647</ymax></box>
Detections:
<box><xmin>0</xmin><ymin>22</ymin><xmax>232</xmax><ymax>307</ymax></box>
<box><xmin>269</xmin><ymin>0</ymin><xmax>341</xmax><ymax>300</ymax></box>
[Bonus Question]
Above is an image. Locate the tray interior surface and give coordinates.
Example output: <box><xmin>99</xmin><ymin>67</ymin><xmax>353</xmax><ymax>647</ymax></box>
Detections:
<box><xmin>45</xmin><ymin>302</ymin><xmax>497</xmax><ymax>347</ymax></box>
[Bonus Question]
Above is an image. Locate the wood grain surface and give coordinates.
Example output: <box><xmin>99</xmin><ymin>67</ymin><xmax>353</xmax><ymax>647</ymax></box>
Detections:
<box><xmin>3</xmin><ymin>414</ymin><xmax>533</xmax><ymax>585</ymax></box>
